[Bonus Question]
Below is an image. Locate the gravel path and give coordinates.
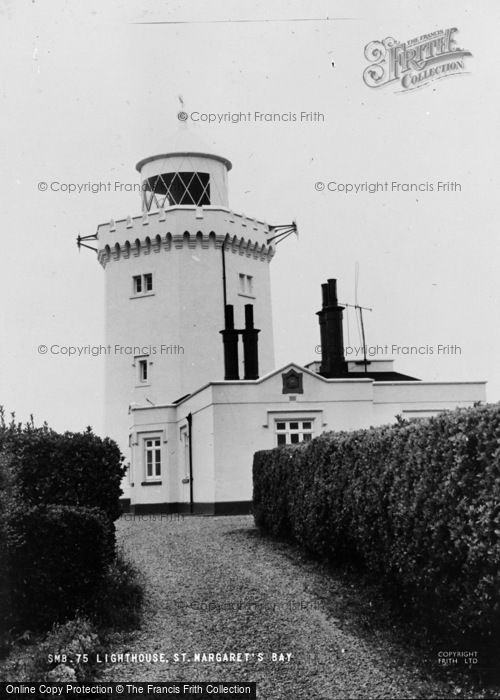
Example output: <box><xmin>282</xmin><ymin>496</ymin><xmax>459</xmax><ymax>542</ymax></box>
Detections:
<box><xmin>99</xmin><ymin>515</ymin><xmax>464</xmax><ymax>699</ymax></box>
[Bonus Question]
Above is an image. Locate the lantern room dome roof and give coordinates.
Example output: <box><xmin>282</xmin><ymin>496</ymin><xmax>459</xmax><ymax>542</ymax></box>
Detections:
<box><xmin>136</xmin><ymin>151</ymin><xmax>232</xmax><ymax>173</ymax></box>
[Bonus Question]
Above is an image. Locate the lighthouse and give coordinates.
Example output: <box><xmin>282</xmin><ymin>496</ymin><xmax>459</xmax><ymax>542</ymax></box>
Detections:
<box><xmin>83</xmin><ymin>141</ymin><xmax>485</xmax><ymax>515</ymax></box>
<box><xmin>96</xmin><ymin>149</ymin><xmax>276</xmax><ymax>478</ymax></box>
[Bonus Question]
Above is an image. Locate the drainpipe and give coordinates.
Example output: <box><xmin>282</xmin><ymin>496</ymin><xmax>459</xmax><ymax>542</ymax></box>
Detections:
<box><xmin>187</xmin><ymin>413</ymin><xmax>194</xmax><ymax>514</ymax></box>
<box><xmin>221</xmin><ymin>241</ymin><xmax>227</xmax><ymax>308</ymax></box>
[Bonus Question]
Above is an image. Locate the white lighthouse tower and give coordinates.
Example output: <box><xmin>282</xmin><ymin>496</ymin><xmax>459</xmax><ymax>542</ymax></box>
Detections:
<box><xmin>95</xmin><ymin>147</ymin><xmax>276</xmax><ymax>479</ymax></box>
<box><xmin>83</xmin><ymin>138</ymin><xmax>485</xmax><ymax>515</ymax></box>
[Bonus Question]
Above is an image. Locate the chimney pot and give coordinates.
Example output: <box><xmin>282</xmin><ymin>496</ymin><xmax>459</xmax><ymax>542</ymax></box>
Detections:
<box><xmin>317</xmin><ymin>278</ymin><xmax>347</xmax><ymax>377</ymax></box>
<box><xmin>220</xmin><ymin>305</ymin><xmax>239</xmax><ymax>379</ymax></box>
<box><xmin>244</xmin><ymin>304</ymin><xmax>254</xmax><ymax>329</ymax></box>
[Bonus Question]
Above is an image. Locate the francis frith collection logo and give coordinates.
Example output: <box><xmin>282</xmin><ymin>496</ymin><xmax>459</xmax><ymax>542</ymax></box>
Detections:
<box><xmin>363</xmin><ymin>28</ymin><xmax>472</xmax><ymax>91</ymax></box>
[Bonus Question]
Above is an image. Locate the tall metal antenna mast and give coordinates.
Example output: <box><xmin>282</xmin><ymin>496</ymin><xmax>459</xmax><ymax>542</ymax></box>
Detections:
<box><xmin>339</xmin><ymin>262</ymin><xmax>373</xmax><ymax>373</ymax></box>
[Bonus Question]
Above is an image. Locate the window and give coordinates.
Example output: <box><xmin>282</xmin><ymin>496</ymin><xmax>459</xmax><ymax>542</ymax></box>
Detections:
<box><xmin>132</xmin><ymin>273</ymin><xmax>153</xmax><ymax>296</ymax></box>
<box><xmin>138</xmin><ymin>359</ymin><xmax>148</xmax><ymax>383</ymax></box>
<box><xmin>238</xmin><ymin>273</ymin><xmax>254</xmax><ymax>297</ymax></box>
<box><xmin>145</xmin><ymin>438</ymin><xmax>161</xmax><ymax>479</ymax></box>
<box><xmin>135</xmin><ymin>355</ymin><xmax>150</xmax><ymax>385</ymax></box>
<box><xmin>180</xmin><ymin>426</ymin><xmax>190</xmax><ymax>485</ymax></box>
<box><xmin>275</xmin><ymin>420</ymin><xmax>314</xmax><ymax>446</ymax></box>
<box><xmin>133</xmin><ymin>275</ymin><xmax>142</xmax><ymax>294</ymax></box>
<box><xmin>142</xmin><ymin>171</ymin><xmax>211</xmax><ymax>210</ymax></box>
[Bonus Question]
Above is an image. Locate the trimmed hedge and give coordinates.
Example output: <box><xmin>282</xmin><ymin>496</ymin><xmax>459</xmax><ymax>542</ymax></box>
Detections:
<box><xmin>253</xmin><ymin>404</ymin><xmax>500</xmax><ymax>641</ymax></box>
<box><xmin>0</xmin><ymin>451</ymin><xmax>14</xmax><ymax>649</ymax></box>
<box><xmin>5</xmin><ymin>504</ymin><xmax>115</xmax><ymax>629</ymax></box>
<box><xmin>0</xmin><ymin>417</ymin><xmax>130</xmax><ymax>632</ymax></box>
<box><xmin>7</xmin><ymin>426</ymin><xmax>125</xmax><ymax>521</ymax></box>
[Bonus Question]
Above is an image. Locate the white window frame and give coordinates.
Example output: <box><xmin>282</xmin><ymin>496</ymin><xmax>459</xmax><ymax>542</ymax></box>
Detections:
<box><xmin>144</xmin><ymin>435</ymin><xmax>162</xmax><ymax>481</ymax></box>
<box><xmin>134</xmin><ymin>355</ymin><xmax>151</xmax><ymax>386</ymax></box>
<box><xmin>275</xmin><ymin>418</ymin><xmax>315</xmax><ymax>446</ymax></box>
<box><xmin>133</xmin><ymin>274</ymin><xmax>142</xmax><ymax>294</ymax></box>
<box><xmin>238</xmin><ymin>273</ymin><xmax>255</xmax><ymax>298</ymax></box>
<box><xmin>138</xmin><ymin>359</ymin><xmax>148</xmax><ymax>383</ymax></box>
<box><xmin>132</xmin><ymin>273</ymin><xmax>154</xmax><ymax>297</ymax></box>
<box><xmin>179</xmin><ymin>425</ymin><xmax>190</xmax><ymax>486</ymax></box>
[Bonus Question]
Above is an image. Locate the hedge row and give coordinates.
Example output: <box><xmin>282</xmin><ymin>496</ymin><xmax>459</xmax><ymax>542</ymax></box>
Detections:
<box><xmin>253</xmin><ymin>403</ymin><xmax>500</xmax><ymax>640</ymax></box>
<box><xmin>6</xmin><ymin>505</ymin><xmax>115</xmax><ymax>629</ymax></box>
<box><xmin>0</xmin><ymin>420</ymin><xmax>127</xmax><ymax>631</ymax></box>
<box><xmin>6</xmin><ymin>425</ymin><xmax>125</xmax><ymax>521</ymax></box>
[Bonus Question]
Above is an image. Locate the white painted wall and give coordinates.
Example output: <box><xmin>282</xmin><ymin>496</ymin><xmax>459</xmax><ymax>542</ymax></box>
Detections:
<box><xmin>98</xmin><ymin>206</ymin><xmax>276</xmax><ymax>477</ymax></box>
<box><xmin>127</xmin><ymin>364</ymin><xmax>486</xmax><ymax>509</ymax></box>
<box><xmin>372</xmin><ymin>380</ymin><xmax>486</xmax><ymax>424</ymax></box>
<box><xmin>131</xmin><ymin>389</ymin><xmax>218</xmax><ymax>506</ymax></box>
<box><xmin>224</xmin><ymin>243</ymin><xmax>275</xmax><ymax>379</ymax></box>
<box><xmin>130</xmin><ymin>405</ymin><xmax>177</xmax><ymax>506</ymax></box>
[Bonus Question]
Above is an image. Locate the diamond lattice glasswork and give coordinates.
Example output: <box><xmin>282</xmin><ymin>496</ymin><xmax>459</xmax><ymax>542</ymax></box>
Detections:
<box><xmin>142</xmin><ymin>171</ymin><xmax>210</xmax><ymax>211</ymax></box>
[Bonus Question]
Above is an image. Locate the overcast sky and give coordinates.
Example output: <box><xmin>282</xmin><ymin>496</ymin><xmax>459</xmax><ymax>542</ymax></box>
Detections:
<box><xmin>1</xmin><ymin>0</ymin><xmax>499</xmax><ymax>434</ymax></box>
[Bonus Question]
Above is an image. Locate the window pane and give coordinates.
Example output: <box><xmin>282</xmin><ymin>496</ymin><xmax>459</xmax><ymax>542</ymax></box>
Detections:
<box><xmin>134</xmin><ymin>276</ymin><xmax>142</xmax><ymax>293</ymax></box>
<box><xmin>290</xmin><ymin>434</ymin><xmax>300</xmax><ymax>444</ymax></box>
<box><xmin>145</xmin><ymin>437</ymin><xmax>161</xmax><ymax>479</ymax></box>
<box><xmin>276</xmin><ymin>422</ymin><xmax>286</xmax><ymax>430</ymax></box>
<box><xmin>302</xmin><ymin>422</ymin><xmax>312</xmax><ymax>429</ymax></box>
<box><xmin>144</xmin><ymin>274</ymin><xmax>153</xmax><ymax>291</ymax></box>
<box><xmin>303</xmin><ymin>433</ymin><xmax>312</xmax><ymax>442</ymax></box>
<box><xmin>151</xmin><ymin>171</ymin><xmax>210</xmax><ymax>206</ymax></box>
<box><xmin>290</xmin><ymin>422</ymin><xmax>299</xmax><ymax>430</ymax></box>
<box><xmin>277</xmin><ymin>434</ymin><xmax>286</xmax><ymax>445</ymax></box>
